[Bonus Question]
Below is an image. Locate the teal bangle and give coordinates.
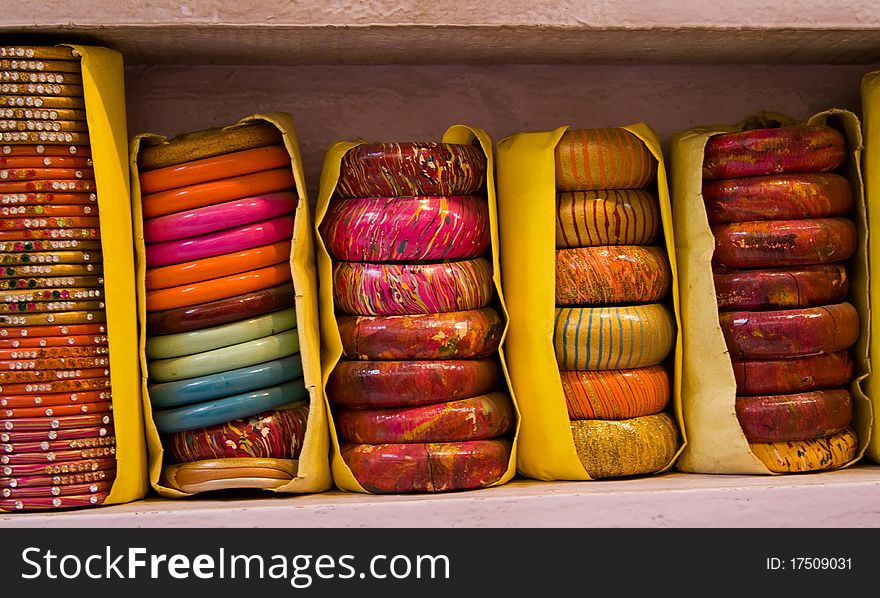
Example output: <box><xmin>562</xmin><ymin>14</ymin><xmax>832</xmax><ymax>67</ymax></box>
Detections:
<box><xmin>145</xmin><ymin>307</ymin><xmax>297</xmax><ymax>360</ymax></box>
<box><xmin>152</xmin><ymin>380</ymin><xmax>308</xmax><ymax>434</ymax></box>
<box><xmin>148</xmin><ymin>329</ymin><xmax>300</xmax><ymax>383</ymax></box>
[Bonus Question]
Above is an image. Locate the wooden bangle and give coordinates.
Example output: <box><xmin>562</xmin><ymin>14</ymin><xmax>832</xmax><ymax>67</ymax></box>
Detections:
<box><xmin>719</xmin><ymin>302</ymin><xmax>859</xmax><ymax>359</ymax></box>
<box><xmin>2</xmin><ymin>400</ymin><xmax>112</xmax><ymax>420</ymax></box>
<box><xmin>0</xmin><ymin>131</ymin><xmax>90</xmax><ymax>145</ymax></box>
<box><xmin>141</xmin><ymin>168</ymin><xmax>295</xmax><ymax>220</ymax></box>
<box><xmin>0</xmin><ymin>322</ymin><xmax>106</xmax><ymax>338</ymax></box>
<box><xmin>1</xmin><ymin>166</ymin><xmax>92</xmax><ymax>180</ymax></box>
<box><xmin>556</xmin><ymin>189</ymin><xmax>660</xmax><ymax>248</ymax></box>
<box><xmin>166</xmin><ymin>458</ymin><xmax>295</xmax><ymax>494</ymax></box>
<box><xmin>146</xmin><ymin>283</ymin><xmax>295</xmax><ymax>336</ymax></box>
<box><xmin>336</xmin><ymin>391</ymin><xmax>514</xmax><ymax>444</ymax></box>
<box><xmin>321</xmin><ymin>195</ymin><xmax>490</xmax><ymax>262</ymax></box>
<box><xmin>146</xmin><ymin>307</ymin><xmax>296</xmax><ymax>360</ymax></box>
<box><xmin>333</xmin><ymin>257</ymin><xmax>493</xmax><ymax>316</ymax></box>
<box><xmin>570</xmin><ymin>412</ymin><xmax>680</xmax><ymax>478</ymax></box>
<box><xmin>341</xmin><ymin>439</ymin><xmax>511</xmax><ymax>493</ymax></box>
<box><xmin>0</xmin><ymin>344</ymin><xmax>107</xmax><ymax>361</ymax></box>
<box><xmin>327</xmin><ymin>358</ymin><xmax>501</xmax><ymax>409</ymax></box>
<box><xmin>138</xmin><ymin>122</ymin><xmax>283</xmax><ymax>172</ymax></box>
<box><xmin>145</xmin><ymin>241</ymin><xmax>291</xmax><ymax>291</ymax></box>
<box><xmin>165</xmin><ymin>403</ymin><xmax>309</xmax><ymax>463</ymax></box>
<box><xmin>560</xmin><ymin>365</ymin><xmax>670</xmax><ymax>420</ymax></box>
<box><xmin>0</xmin><ymin>155</ymin><xmax>91</xmax><ymax>168</ymax></box>
<box><xmin>0</xmin><ymin>468</ymin><xmax>114</xmax><ymax>491</ymax></box>
<box><xmin>140</xmin><ymin>145</ymin><xmax>291</xmax><ymax>194</ymax></box>
<box><xmin>712</xmin><ymin>217</ymin><xmax>856</xmax><ymax>268</ymax></box>
<box><xmin>555</xmin><ymin>246</ymin><xmax>671</xmax><ymax>305</ymax></box>
<box><xmin>1</xmin><ymin>389</ymin><xmax>111</xmax><ymax>408</ymax></box>
<box><xmin>0</xmin><ymin>377</ymin><xmax>111</xmax><ymax>395</ymax></box>
<box><xmin>0</xmin><ymin>95</ymin><xmax>85</xmax><ymax>110</ymax></box>
<box><xmin>0</xmin><ymin>333</ymin><xmax>107</xmax><ymax>349</ymax></box>
<box><xmin>732</xmin><ymin>351</ymin><xmax>854</xmax><ymax>396</ymax></box>
<box><xmin>0</xmin><ymin>227</ymin><xmax>100</xmax><ymax>241</ymax></box>
<box><xmin>338</xmin><ymin>307</ymin><xmax>503</xmax><ymax>361</ymax></box>
<box><xmin>749</xmin><ymin>426</ymin><xmax>857</xmax><ymax>473</ymax></box>
<box><xmin>703</xmin><ymin>125</ymin><xmax>846</xmax><ymax>181</ymax></box>
<box><xmin>703</xmin><ymin>173</ymin><xmax>853</xmax><ymax>224</ymax></box>
<box><xmin>554</xmin><ymin>303</ymin><xmax>675</xmax><ymax>370</ymax></box>
<box><xmin>143</xmin><ymin>191</ymin><xmax>297</xmax><ymax>244</ymax></box>
<box><xmin>714</xmin><ymin>264</ymin><xmax>849</xmax><ymax>311</ymax></box>
<box><xmin>148</xmin><ymin>329</ymin><xmax>300</xmax><ymax>383</ymax></box>
<box><xmin>0</xmin><ymin>47</ymin><xmax>82</xmax><ymax>61</ymax></box>
<box><xmin>736</xmin><ymin>389</ymin><xmax>852</xmax><ymax>443</ymax></box>
<box><xmin>144</xmin><ymin>262</ymin><xmax>292</xmax><ymax>313</ymax></box>
<box><xmin>335</xmin><ymin>142</ymin><xmax>486</xmax><ymax>198</ymax></box>
<box><xmin>1</xmin><ymin>424</ymin><xmax>113</xmax><ymax>444</ymax></box>
<box><xmin>145</xmin><ymin>215</ymin><xmax>294</xmax><ymax>268</ymax></box>
<box><xmin>1</xmin><ymin>192</ymin><xmax>96</xmax><ymax>206</ymax></box>
<box><xmin>554</xmin><ymin>128</ymin><xmax>656</xmax><ymax>192</ymax></box>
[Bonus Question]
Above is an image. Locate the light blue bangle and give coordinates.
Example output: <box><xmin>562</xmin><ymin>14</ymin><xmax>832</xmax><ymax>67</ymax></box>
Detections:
<box><xmin>153</xmin><ymin>379</ymin><xmax>308</xmax><ymax>434</ymax></box>
<box><xmin>147</xmin><ymin>355</ymin><xmax>304</xmax><ymax>409</ymax></box>
<box><xmin>148</xmin><ymin>329</ymin><xmax>300</xmax><ymax>383</ymax></box>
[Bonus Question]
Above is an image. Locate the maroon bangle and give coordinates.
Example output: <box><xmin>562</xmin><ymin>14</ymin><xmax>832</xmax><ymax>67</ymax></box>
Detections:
<box><xmin>736</xmin><ymin>389</ymin><xmax>853</xmax><ymax>443</ymax></box>
<box><xmin>555</xmin><ymin>245</ymin><xmax>671</xmax><ymax>305</ymax></box>
<box><xmin>714</xmin><ymin>264</ymin><xmax>849</xmax><ymax>311</ymax></box>
<box><xmin>1</xmin><ymin>479</ymin><xmax>113</xmax><ymax>500</ymax></box>
<box><xmin>1</xmin><ymin>445</ymin><xmax>115</xmax><ymax>465</ymax></box>
<box><xmin>732</xmin><ymin>351</ymin><xmax>854</xmax><ymax>396</ymax></box>
<box><xmin>1</xmin><ymin>434</ymin><xmax>115</xmax><ymax>454</ymax></box>
<box><xmin>0</xmin><ymin>491</ymin><xmax>109</xmax><ymax>510</ymax></box>
<box><xmin>1</xmin><ymin>456</ymin><xmax>115</xmax><ymax>478</ymax></box>
<box><xmin>1</xmin><ymin>424</ymin><xmax>113</xmax><ymax>444</ymax></box>
<box><xmin>341</xmin><ymin>439</ymin><xmax>511</xmax><ymax>493</ymax></box>
<box><xmin>0</xmin><ymin>467</ymin><xmax>115</xmax><ymax>490</ymax></box>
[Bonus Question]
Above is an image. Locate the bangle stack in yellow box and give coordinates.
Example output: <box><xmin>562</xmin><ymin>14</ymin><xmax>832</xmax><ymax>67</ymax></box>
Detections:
<box><xmin>0</xmin><ymin>44</ymin><xmax>147</xmax><ymax>512</ymax></box>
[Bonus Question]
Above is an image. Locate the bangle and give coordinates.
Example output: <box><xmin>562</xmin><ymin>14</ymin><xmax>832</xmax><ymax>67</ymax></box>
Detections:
<box><xmin>0</xmin><ymin>57</ymin><xmax>81</xmax><ymax>73</ymax></box>
<box><xmin>341</xmin><ymin>439</ymin><xmax>511</xmax><ymax>494</ymax></box>
<box><xmin>0</xmin><ymin>95</ymin><xmax>85</xmax><ymax>110</ymax></box>
<box><xmin>0</xmin><ymin>227</ymin><xmax>99</xmax><ymax>241</ymax></box>
<box><xmin>0</xmin><ymin>142</ymin><xmax>89</xmax><ymax>155</ymax></box>
<box><xmin>0</xmin><ymin>262</ymin><xmax>101</xmax><ymax>277</ymax></box>
<box><xmin>1</xmin><ymin>203</ymin><xmax>97</xmax><ymax>218</ymax></box>
<box><xmin>2</xmin><ymin>400</ymin><xmax>112</xmax><ymax>420</ymax></box>
<box><xmin>145</xmin><ymin>215</ymin><xmax>294</xmax><ymax>268</ymax></box>
<box><xmin>140</xmin><ymin>145</ymin><xmax>291</xmax><ymax>194</ymax></box>
<box><xmin>2</xmin><ymin>447</ymin><xmax>115</xmax><ymax>469</ymax></box>
<box><xmin>1</xmin><ymin>456</ymin><xmax>115</xmax><ymax>479</ymax></box>
<box><xmin>0</xmin><ymin>412</ymin><xmax>112</xmax><ymax>432</ymax></box>
<box><xmin>143</xmin><ymin>191</ymin><xmax>297</xmax><ymax>244</ymax></box>
<box><xmin>148</xmin><ymin>355</ymin><xmax>303</xmax><ymax>409</ymax></box>
<box><xmin>0</xmin><ymin>424</ymin><xmax>113</xmax><ymax>445</ymax></box>
<box><xmin>327</xmin><ymin>358</ymin><xmax>500</xmax><ymax>409</ymax></box>
<box><xmin>555</xmin><ymin>246</ymin><xmax>671</xmax><ymax>305</ymax></box>
<box><xmin>2</xmin><ymin>300</ymin><xmax>104</xmax><ymax>315</ymax></box>
<box><xmin>2</xmin><ymin>275</ymin><xmax>104</xmax><ymax>289</ymax></box>
<box><xmin>0</xmin><ymin>367</ymin><xmax>109</xmax><ymax>384</ymax></box>
<box><xmin>1</xmin><ymin>165</ymin><xmax>91</xmax><ymax>180</ymax></box>
<box><xmin>0</xmin><ymin>468</ymin><xmax>115</xmax><ymax>491</ymax></box>
<box><xmin>560</xmin><ymin>365</ymin><xmax>670</xmax><ymax>420</ymax></box>
<box><xmin>0</xmin><ymin>377</ymin><xmax>110</xmax><ymax>396</ymax></box>
<box><xmin>556</xmin><ymin>189</ymin><xmax>660</xmax><ymax>248</ymax></box>
<box><xmin>0</xmin><ymin>155</ymin><xmax>92</xmax><ymax>169</ymax></box>
<box><xmin>141</xmin><ymin>168</ymin><xmax>295</xmax><ymax>219</ymax></box>
<box><xmin>1</xmin><ymin>192</ymin><xmax>96</xmax><ymax>206</ymax></box>
<box><xmin>152</xmin><ymin>381</ymin><xmax>307</xmax><ymax>434</ymax></box>
<box><xmin>146</xmin><ymin>283</ymin><xmax>295</xmax><ymax>335</ymax></box>
<box><xmin>338</xmin><ymin>307</ymin><xmax>503</xmax><ymax>361</ymax></box>
<box><xmin>0</xmin><ymin>344</ymin><xmax>108</xmax><ymax>360</ymax></box>
<box><xmin>0</xmin><ymin>354</ymin><xmax>109</xmax><ymax>371</ymax></box>
<box><xmin>714</xmin><ymin>264</ymin><xmax>849</xmax><ymax>311</ymax></box>
<box><xmin>736</xmin><ymin>389</ymin><xmax>852</xmax><ymax>443</ymax></box>
<box><xmin>336</xmin><ymin>391</ymin><xmax>514</xmax><ymax>444</ymax></box>
<box><xmin>0</xmin><ymin>322</ymin><xmax>105</xmax><ymax>338</ymax></box>
<box><xmin>1</xmin><ymin>250</ymin><xmax>101</xmax><ymax>265</ymax></box>
<box><xmin>0</xmin><ymin>130</ymin><xmax>90</xmax><ymax>146</ymax></box>
<box><xmin>1</xmin><ymin>389</ymin><xmax>111</xmax><ymax>408</ymax></box>
<box><xmin>336</xmin><ymin>142</ymin><xmax>486</xmax><ymax>198</ymax></box>
<box><xmin>0</xmin><ymin>239</ymin><xmax>101</xmax><ymax>252</ymax></box>
<box><xmin>0</xmin><ymin>177</ymin><xmax>95</xmax><ymax>193</ymax></box>
<box><xmin>0</xmin><ymin>215</ymin><xmax>99</xmax><ymax>230</ymax></box>
<box><xmin>165</xmin><ymin>403</ymin><xmax>309</xmax><ymax>463</ymax></box>
<box><xmin>148</xmin><ymin>329</ymin><xmax>300</xmax><ymax>383</ymax></box>
<box><xmin>166</xmin><ymin>458</ymin><xmax>295</xmax><ymax>494</ymax></box>
<box><xmin>555</xmin><ymin>128</ymin><xmax>656</xmax><ymax>192</ymax></box>
<box><xmin>0</xmin><ymin>46</ymin><xmax>81</xmax><ymax>60</ymax></box>
<box><xmin>719</xmin><ymin>302</ymin><xmax>859</xmax><ymax>359</ymax></box>
<box><xmin>712</xmin><ymin>217</ymin><xmax>856</xmax><ymax>268</ymax></box>
<box><xmin>732</xmin><ymin>351</ymin><xmax>853</xmax><ymax>396</ymax></box>
<box><xmin>703</xmin><ymin>125</ymin><xmax>846</xmax><ymax>181</ymax></box>
<box><xmin>145</xmin><ymin>241</ymin><xmax>291</xmax><ymax>291</ymax></box>
<box><xmin>146</xmin><ymin>307</ymin><xmax>296</xmax><ymax>360</ymax></box>
<box><xmin>333</xmin><ymin>257</ymin><xmax>493</xmax><ymax>316</ymax></box>
<box><xmin>1</xmin><ymin>492</ymin><xmax>109</xmax><ymax>511</ymax></box>
<box><xmin>0</xmin><ymin>309</ymin><xmax>105</xmax><ymax>327</ymax></box>
<box><xmin>0</xmin><ymin>287</ymin><xmax>103</xmax><ymax>302</ymax></box>
<box><xmin>554</xmin><ymin>303</ymin><xmax>675</xmax><ymax>370</ymax></box>
<box><xmin>321</xmin><ymin>195</ymin><xmax>489</xmax><ymax>262</ymax></box>
<box><xmin>750</xmin><ymin>426</ymin><xmax>857</xmax><ymax>473</ymax></box>
<box><xmin>570</xmin><ymin>413</ymin><xmax>679</xmax><ymax>478</ymax></box>
<box><xmin>2</xmin><ymin>438</ymin><xmax>114</xmax><ymax>459</ymax></box>
<box><xmin>0</xmin><ymin>334</ymin><xmax>107</xmax><ymax>349</ymax></box>
<box><xmin>0</xmin><ymin>81</ymin><xmax>83</xmax><ymax>96</ymax></box>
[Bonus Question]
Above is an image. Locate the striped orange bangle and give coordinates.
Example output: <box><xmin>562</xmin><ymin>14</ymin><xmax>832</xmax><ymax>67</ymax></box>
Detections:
<box><xmin>560</xmin><ymin>365</ymin><xmax>670</xmax><ymax>420</ymax></box>
<box><xmin>556</xmin><ymin>189</ymin><xmax>660</xmax><ymax>248</ymax></box>
<box><xmin>555</xmin><ymin>128</ymin><xmax>657</xmax><ymax>192</ymax></box>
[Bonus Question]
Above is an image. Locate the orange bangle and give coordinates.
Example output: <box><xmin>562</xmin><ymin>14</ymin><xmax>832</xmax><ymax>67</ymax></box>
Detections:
<box><xmin>145</xmin><ymin>241</ymin><xmax>291</xmax><ymax>291</ymax></box>
<box><xmin>0</xmin><ymin>227</ymin><xmax>99</xmax><ymax>241</ymax></box>
<box><xmin>139</xmin><ymin>145</ymin><xmax>291</xmax><ymax>194</ymax></box>
<box><xmin>145</xmin><ymin>262</ymin><xmax>292</xmax><ymax>312</ymax></box>
<box><xmin>0</xmin><ymin>155</ymin><xmax>92</xmax><ymax>169</ymax></box>
<box><xmin>141</xmin><ymin>168</ymin><xmax>295</xmax><ymax>219</ymax></box>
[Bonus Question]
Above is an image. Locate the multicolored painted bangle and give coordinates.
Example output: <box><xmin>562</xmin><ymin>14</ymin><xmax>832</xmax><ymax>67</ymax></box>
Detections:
<box><xmin>732</xmin><ymin>351</ymin><xmax>853</xmax><ymax>396</ymax></box>
<box><xmin>333</xmin><ymin>257</ymin><xmax>493</xmax><ymax>316</ymax></box>
<box><xmin>167</xmin><ymin>458</ymin><xmax>295</xmax><ymax>494</ymax></box>
<box><xmin>560</xmin><ymin>365</ymin><xmax>670</xmax><ymax>420</ymax></box>
<box><xmin>321</xmin><ymin>195</ymin><xmax>489</xmax><ymax>262</ymax></box>
<box><xmin>736</xmin><ymin>389</ymin><xmax>852</xmax><ymax>443</ymax></box>
<box><xmin>0</xmin><ymin>239</ymin><xmax>100</xmax><ymax>253</ymax></box>
<box><xmin>338</xmin><ymin>307</ymin><xmax>503</xmax><ymax>361</ymax></box>
<box><xmin>554</xmin><ymin>303</ymin><xmax>675</xmax><ymax>370</ymax></box>
<box><xmin>714</xmin><ymin>264</ymin><xmax>849</xmax><ymax>311</ymax></box>
<box><xmin>1</xmin><ymin>287</ymin><xmax>103</xmax><ymax>303</ymax></box>
<box><xmin>556</xmin><ymin>189</ymin><xmax>660</xmax><ymax>248</ymax></box>
<box><xmin>341</xmin><ymin>438</ymin><xmax>511</xmax><ymax>494</ymax></box>
<box><xmin>749</xmin><ymin>426</ymin><xmax>857</xmax><ymax>473</ymax></box>
<box><xmin>327</xmin><ymin>358</ymin><xmax>501</xmax><ymax>409</ymax></box>
<box><xmin>0</xmin><ymin>216</ymin><xmax>99</xmax><ymax>231</ymax></box>
<box><xmin>1</xmin><ymin>203</ymin><xmax>97</xmax><ymax>219</ymax></box>
<box><xmin>555</xmin><ymin>245</ymin><xmax>671</xmax><ymax>305</ymax></box>
<box><xmin>554</xmin><ymin>128</ymin><xmax>657</xmax><ymax>192</ymax></box>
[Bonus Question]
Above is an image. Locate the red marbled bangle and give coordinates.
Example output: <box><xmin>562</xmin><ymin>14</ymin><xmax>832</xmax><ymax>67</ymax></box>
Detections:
<box><xmin>555</xmin><ymin>245</ymin><xmax>671</xmax><ymax>305</ymax></box>
<box><xmin>711</xmin><ymin>217</ymin><xmax>856</xmax><ymax>268</ymax></box>
<box><xmin>702</xmin><ymin>173</ymin><xmax>852</xmax><ymax>223</ymax></box>
<box><xmin>335</xmin><ymin>391</ymin><xmax>514</xmax><ymax>444</ymax></box>
<box><xmin>560</xmin><ymin>365</ymin><xmax>670</xmax><ymax>420</ymax></box>
<box><xmin>327</xmin><ymin>359</ymin><xmax>501</xmax><ymax>409</ymax></box>
<box><xmin>714</xmin><ymin>264</ymin><xmax>849</xmax><ymax>311</ymax></box>
<box><xmin>731</xmin><ymin>351</ymin><xmax>854</xmax><ymax>396</ymax></box>
<box><xmin>340</xmin><ymin>439</ymin><xmax>511</xmax><ymax>493</ymax></box>
<box><xmin>321</xmin><ymin>195</ymin><xmax>489</xmax><ymax>262</ymax></box>
<box><xmin>736</xmin><ymin>389</ymin><xmax>853</xmax><ymax>443</ymax></box>
<box><xmin>554</xmin><ymin>128</ymin><xmax>657</xmax><ymax>192</ymax></box>
<box><xmin>335</xmin><ymin>142</ymin><xmax>486</xmax><ymax>198</ymax></box>
<box><xmin>333</xmin><ymin>257</ymin><xmax>493</xmax><ymax>316</ymax></box>
<box><xmin>719</xmin><ymin>302</ymin><xmax>859</xmax><ymax>359</ymax></box>
<box><xmin>702</xmin><ymin>125</ymin><xmax>846</xmax><ymax>181</ymax></box>
<box><xmin>337</xmin><ymin>307</ymin><xmax>503</xmax><ymax>360</ymax></box>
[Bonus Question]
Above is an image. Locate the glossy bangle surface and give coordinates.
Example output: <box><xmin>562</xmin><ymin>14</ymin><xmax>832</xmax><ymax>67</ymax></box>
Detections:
<box><xmin>555</xmin><ymin>245</ymin><xmax>671</xmax><ymax>305</ymax></box>
<box><xmin>555</xmin><ymin>128</ymin><xmax>656</xmax><ymax>192</ymax></box>
<box><xmin>560</xmin><ymin>365</ymin><xmax>670</xmax><ymax>420</ymax></box>
<box><xmin>556</xmin><ymin>189</ymin><xmax>660</xmax><ymax>248</ymax></box>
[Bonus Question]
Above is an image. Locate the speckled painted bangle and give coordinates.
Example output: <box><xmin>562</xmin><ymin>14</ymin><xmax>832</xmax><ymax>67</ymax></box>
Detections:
<box><xmin>713</xmin><ymin>264</ymin><xmax>849</xmax><ymax>311</ymax></box>
<box><xmin>732</xmin><ymin>351</ymin><xmax>854</xmax><ymax>396</ymax></box>
<box><xmin>749</xmin><ymin>426</ymin><xmax>857</xmax><ymax>473</ymax></box>
<box><xmin>555</xmin><ymin>246</ymin><xmax>671</xmax><ymax>305</ymax></box>
<box><xmin>556</xmin><ymin>189</ymin><xmax>661</xmax><ymax>248</ymax></box>
<box><xmin>554</xmin><ymin>128</ymin><xmax>657</xmax><ymax>192</ymax></box>
<box><xmin>736</xmin><ymin>389</ymin><xmax>852</xmax><ymax>443</ymax></box>
<box><xmin>560</xmin><ymin>365</ymin><xmax>670</xmax><ymax>420</ymax></box>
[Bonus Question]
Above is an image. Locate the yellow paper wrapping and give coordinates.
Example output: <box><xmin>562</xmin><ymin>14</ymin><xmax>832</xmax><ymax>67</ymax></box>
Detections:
<box><xmin>314</xmin><ymin>125</ymin><xmax>520</xmax><ymax>493</ymax></box>
<box><xmin>671</xmin><ymin>110</ymin><xmax>871</xmax><ymax>474</ymax></box>
<box><xmin>495</xmin><ymin>123</ymin><xmax>685</xmax><ymax>481</ymax></box>
<box><xmin>130</xmin><ymin>113</ymin><xmax>331</xmax><ymax>497</ymax></box>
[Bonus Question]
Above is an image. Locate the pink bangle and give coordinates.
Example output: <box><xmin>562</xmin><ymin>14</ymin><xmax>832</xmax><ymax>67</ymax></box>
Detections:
<box><xmin>143</xmin><ymin>192</ymin><xmax>298</xmax><ymax>244</ymax></box>
<box><xmin>145</xmin><ymin>215</ymin><xmax>294</xmax><ymax>268</ymax></box>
